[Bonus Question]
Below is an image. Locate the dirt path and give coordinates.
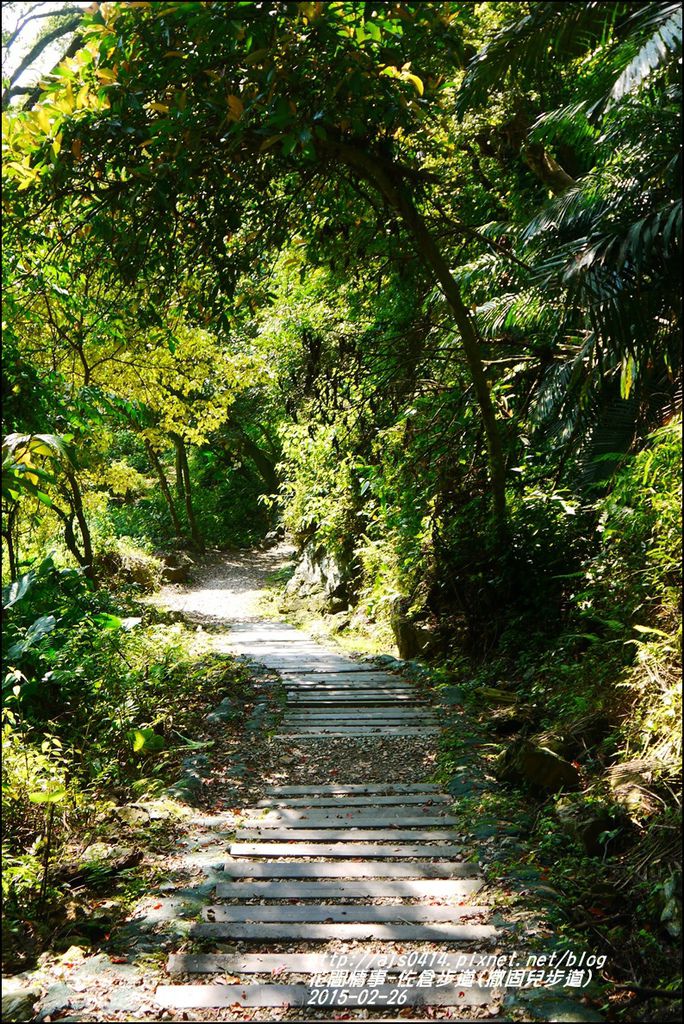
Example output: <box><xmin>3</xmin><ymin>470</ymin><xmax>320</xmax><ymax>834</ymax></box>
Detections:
<box><xmin>152</xmin><ymin>543</ymin><xmax>296</xmax><ymax>624</ymax></box>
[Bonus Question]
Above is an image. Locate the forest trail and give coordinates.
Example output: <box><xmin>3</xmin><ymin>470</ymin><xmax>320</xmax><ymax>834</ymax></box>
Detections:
<box><xmin>148</xmin><ymin>550</ymin><xmax>503</xmax><ymax>1015</ymax></box>
<box><xmin>23</xmin><ymin>553</ymin><xmax>601</xmax><ymax>1022</ymax></box>
<box><xmin>158</xmin><ymin>618</ymin><xmax>499</xmax><ymax>1014</ymax></box>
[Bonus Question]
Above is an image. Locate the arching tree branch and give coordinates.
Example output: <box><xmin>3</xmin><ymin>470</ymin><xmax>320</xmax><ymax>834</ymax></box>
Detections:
<box><xmin>2</xmin><ymin>14</ymin><xmax>81</xmax><ymax>109</ymax></box>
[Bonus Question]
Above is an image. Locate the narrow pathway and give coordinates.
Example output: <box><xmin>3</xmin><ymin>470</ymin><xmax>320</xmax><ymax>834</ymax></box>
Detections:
<box><xmin>156</xmin><ymin>621</ymin><xmax>502</xmax><ymax>1015</ymax></box>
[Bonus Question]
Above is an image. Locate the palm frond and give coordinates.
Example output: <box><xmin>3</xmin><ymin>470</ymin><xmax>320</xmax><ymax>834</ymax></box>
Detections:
<box><xmin>529</xmin><ymin>101</ymin><xmax>599</xmax><ymax>158</ymax></box>
<box><xmin>610</xmin><ymin>3</ymin><xmax>682</xmax><ymax>103</ymax></box>
<box><xmin>457</xmin><ymin>2</ymin><xmax>627</xmax><ymax>113</ymax></box>
<box><xmin>476</xmin><ymin>288</ymin><xmax>562</xmax><ymax>340</ymax></box>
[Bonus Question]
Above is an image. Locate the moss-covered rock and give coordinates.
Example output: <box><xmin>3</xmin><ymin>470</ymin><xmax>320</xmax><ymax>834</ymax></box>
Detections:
<box><xmin>495</xmin><ymin>739</ymin><xmax>581</xmax><ymax>792</ymax></box>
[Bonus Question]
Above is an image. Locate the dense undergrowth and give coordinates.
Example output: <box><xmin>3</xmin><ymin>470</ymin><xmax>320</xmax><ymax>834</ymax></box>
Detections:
<box><xmin>1</xmin><ymin>558</ymin><xmax>257</xmax><ymax>968</ymax></box>
<box><xmin>437</xmin><ymin>420</ymin><xmax>682</xmax><ymax>1008</ymax></box>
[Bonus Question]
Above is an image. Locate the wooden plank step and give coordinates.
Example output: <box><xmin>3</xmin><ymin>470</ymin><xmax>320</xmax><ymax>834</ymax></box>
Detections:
<box><xmin>235</xmin><ymin>829</ymin><xmax>457</xmax><ymax>841</ymax></box>
<box><xmin>277</xmin><ymin>661</ymin><xmax>374</xmax><ymax>669</ymax></box>
<box><xmin>190</xmin><ymin>921</ymin><xmax>497</xmax><ymax>941</ymax></box>
<box><xmin>241</xmin><ymin>815</ymin><xmax>458</xmax><ymax>827</ymax></box>
<box><xmin>215</xmin><ymin>879</ymin><xmax>482</xmax><ymax>898</ymax></box>
<box><xmin>282</xmin><ymin>706</ymin><xmax>426</xmax><ymax>713</ymax></box>
<box><xmin>287</xmin><ymin>696</ymin><xmax>423</xmax><ymax>703</ymax></box>
<box><xmin>202</xmin><ymin>904</ymin><xmax>487</xmax><ymax>923</ymax></box>
<box><xmin>282</xmin><ymin>704</ymin><xmax>430</xmax><ymax>711</ymax></box>
<box><xmin>259</xmin><ymin>659</ymin><xmax>371</xmax><ymax>670</ymax></box>
<box><xmin>263</xmin><ymin>784</ymin><xmax>442</xmax><ymax>794</ymax></box>
<box><xmin>280</xmin><ymin>725</ymin><xmax>438</xmax><ymax>732</ymax></box>
<box><xmin>285</xmin><ymin>694</ymin><xmax>423</xmax><ymax>700</ymax></box>
<box><xmin>227</xmin><ymin>623</ymin><xmax>307</xmax><ymax>634</ymax></box>
<box><xmin>283</xmin><ymin>672</ymin><xmax>407</xmax><ymax>683</ymax></box>
<box><xmin>276</xmin><ymin>730</ymin><xmax>439</xmax><ymax>738</ymax></box>
<box><xmin>280</xmin><ymin>722</ymin><xmax>438</xmax><ymax>729</ymax></box>
<box><xmin>228</xmin><ymin>641</ymin><xmax>322</xmax><ymax>649</ymax></box>
<box><xmin>167</xmin><ymin>951</ymin><xmax>491</xmax><ymax>975</ymax></box>
<box><xmin>281</xmin><ymin>717</ymin><xmax>438</xmax><ymax>725</ymax></box>
<box><xmin>230</xmin><ymin>842</ymin><xmax>463</xmax><ymax>858</ymax></box>
<box><xmin>283</xmin><ymin>689</ymin><xmax>416</xmax><ymax>696</ymax></box>
<box><xmin>278</xmin><ymin>700</ymin><xmax>419</xmax><ymax>708</ymax></box>
<box><xmin>282</xmin><ymin>680</ymin><xmax>414</xmax><ymax>688</ymax></box>
<box><xmin>280</xmin><ymin>704</ymin><xmax>423</xmax><ymax>712</ymax></box>
<box><xmin>254</xmin><ymin>794</ymin><xmax>450</xmax><ymax>807</ymax></box>
<box><xmin>286</xmin><ymin>699</ymin><xmax>423</xmax><ymax>705</ymax></box>
<box><xmin>282</xmin><ymin>729</ymin><xmax>438</xmax><ymax>737</ymax></box>
<box><xmin>283</xmin><ymin>681</ymin><xmax>414</xmax><ymax>688</ymax></box>
<box><xmin>274</xmin><ymin>729</ymin><xmax>438</xmax><ymax>737</ymax></box>
<box><xmin>280</xmin><ymin>688</ymin><xmax>413</xmax><ymax>696</ymax></box>
<box><xmin>156</xmin><ymin>983</ymin><xmax>492</xmax><ymax>1008</ymax></box>
<box><xmin>223</xmin><ymin>860</ymin><xmax>480</xmax><ymax>878</ymax></box>
<box><xmin>282</xmin><ymin>710</ymin><xmax>434</xmax><ymax>718</ymax></box>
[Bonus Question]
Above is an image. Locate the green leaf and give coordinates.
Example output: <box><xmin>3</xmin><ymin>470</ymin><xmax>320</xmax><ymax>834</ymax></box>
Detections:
<box><xmin>633</xmin><ymin>624</ymin><xmax>671</xmax><ymax>638</ymax></box>
<box><xmin>29</xmin><ymin>786</ymin><xmax>67</xmax><ymax>804</ymax></box>
<box><xmin>2</xmin><ymin>571</ymin><xmax>35</xmax><ymax>610</ymax></box>
<box><xmin>127</xmin><ymin>727</ymin><xmax>165</xmax><ymax>754</ymax></box>
<box><xmin>7</xmin><ymin>615</ymin><xmax>57</xmax><ymax>658</ymax></box>
<box><xmin>94</xmin><ymin>612</ymin><xmax>123</xmax><ymax>630</ymax></box>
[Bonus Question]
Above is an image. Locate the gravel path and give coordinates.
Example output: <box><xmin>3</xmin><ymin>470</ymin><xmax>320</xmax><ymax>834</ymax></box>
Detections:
<box><xmin>152</xmin><ymin>543</ymin><xmax>296</xmax><ymax>624</ymax></box>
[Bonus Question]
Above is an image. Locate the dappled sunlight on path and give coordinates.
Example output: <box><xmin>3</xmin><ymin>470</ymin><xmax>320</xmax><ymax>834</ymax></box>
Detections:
<box><xmin>150</xmin><ymin>542</ymin><xmax>295</xmax><ymax>623</ymax></box>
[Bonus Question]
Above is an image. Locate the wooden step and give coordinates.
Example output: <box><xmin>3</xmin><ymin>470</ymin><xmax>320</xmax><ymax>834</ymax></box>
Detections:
<box><xmin>281</xmin><ymin>721</ymin><xmax>438</xmax><ymax>729</ymax></box>
<box><xmin>214</xmin><ymin>878</ymin><xmax>482</xmax><ymax>899</ymax></box>
<box><xmin>276</xmin><ymin>730</ymin><xmax>439</xmax><ymax>738</ymax></box>
<box><xmin>282</xmin><ymin>708</ymin><xmax>432</xmax><ymax>716</ymax></box>
<box><xmin>223</xmin><ymin>860</ymin><xmax>479</xmax><ymax>878</ymax></box>
<box><xmin>280</xmin><ymin>712</ymin><xmax>436</xmax><ymax>720</ymax></box>
<box><xmin>259</xmin><ymin>660</ymin><xmax>373</xmax><ymax>672</ymax></box>
<box><xmin>285</xmin><ymin>697</ymin><xmax>427</xmax><ymax>703</ymax></box>
<box><xmin>287</xmin><ymin>697</ymin><xmax>423</xmax><ymax>704</ymax></box>
<box><xmin>238</xmin><ymin>817</ymin><xmax>458</xmax><ymax>829</ymax></box>
<box><xmin>283</xmin><ymin>691</ymin><xmax>417</xmax><ymax>699</ymax></box>
<box><xmin>229</xmin><ymin>842</ymin><xmax>464</xmax><ymax>858</ymax></box>
<box><xmin>262</xmin><ymin>783</ymin><xmax>442</xmax><ymax>795</ymax></box>
<box><xmin>254</xmin><ymin>794</ymin><xmax>450</xmax><ymax>807</ymax></box>
<box><xmin>282</xmin><ymin>712</ymin><xmax>437</xmax><ymax>720</ymax></box>
<box><xmin>235</xmin><ymin>828</ymin><xmax>457</xmax><ymax>841</ymax></box>
<box><xmin>240</xmin><ymin>815</ymin><xmax>458</xmax><ymax>827</ymax></box>
<box><xmin>156</xmin><ymin>982</ymin><xmax>492</xmax><ymax>1008</ymax></box>
<box><xmin>283</xmin><ymin>681</ymin><xmax>414</xmax><ymax>688</ymax></box>
<box><xmin>284</xmin><ymin>692</ymin><xmax>419</xmax><ymax>700</ymax></box>
<box><xmin>201</xmin><ymin>904</ymin><xmax>488</xmax><ymax>923</ymax></box>
<box><xmin>190</xmin><ymin>921</ymin><xmax>497</xmax><ymax>941</ymax></box>
<box><xmin>244</xmin><ymin>807</ymin><xmax>454</xmax><ymax>819</ymax></box>
<box><xmin>283</xmin><ymin>673</ymin><xmax>408</xmax><ymax>684</ymax></box>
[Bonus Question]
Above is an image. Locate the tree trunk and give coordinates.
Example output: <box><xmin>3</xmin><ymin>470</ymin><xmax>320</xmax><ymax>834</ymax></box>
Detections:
<box><xmin>64</xmin><ymin>470</ymin><xmax>95</xmax><ymax>581</ymax></box>
<box><xmin>2</xmin><ymin>505</ymin><xmax>19</xmax><ymax>582</ymax></box>
<box><xmin>523</xmin><ymin>144</ymin><xmax>577</xmax><ymax>195</ymax></box>
<box><xmin>172</xmin><ymin>435</ymin><xmax>204</xmax><ymax>553</ymax></box>
<box><xmin>236</xmin><ymin>434</ymin><xmax>279</xmax><ymax>492</ymax></box>
<box><xmin>145</xmin><ymin>440</ymin><xmax>184</xmax><ymax>539</ymax></box>
<box><xmin>53</xmin><ymin>504</ymin><xmax>89</xmax><ymax>577</ymax></box>
<box><xmin>175</xmin><ymin>442</ymin><xmax>186</xmax><ymax>502</ymax></box>
<box><xmin>334</xmin><ymin>145</ymin><xmax>508</xmax><ymax>533</ymax></box>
